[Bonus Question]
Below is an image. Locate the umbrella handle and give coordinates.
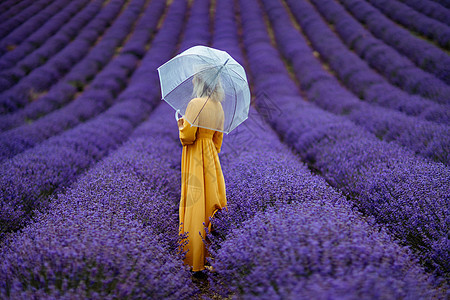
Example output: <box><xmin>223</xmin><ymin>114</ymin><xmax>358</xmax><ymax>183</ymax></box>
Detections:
<box><xmin>175</xmin><ymin>109</ymin><xmax>181</xmax><ymax>121</ymax></box>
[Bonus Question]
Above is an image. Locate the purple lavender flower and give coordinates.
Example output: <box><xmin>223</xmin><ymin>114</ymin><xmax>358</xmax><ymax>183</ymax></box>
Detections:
<box><xmin>0</xmin><ymin>0</ymin><xmax>186</xmax><ymax>237</ymax></box>
<box><xmin>290</xmin><ymin>0</ymin><xmax>450</xmax><ymax>105</ymax></box>
<box><xmin>0</xmin><ymin>0</ymin><xmax>75</xmax><ymax>55</ymax></box>
<box><xmin>398</xmin><ymin>0</ymin><xmax>450</xmax><ymax>26</ymax></box>
<box><xmin>0</xmin><ymin>0</ymin><xmax>126</xmax><ymax>113</ymax></box>
<box><xmin>261</xmin><ymin>0</ymin><xmax>449</xmax><ymax>164</ymax></box>
<box><xmin>209</xmin><ymin>204</ymin><xmax>441</xmax><ymax>299</ymax></box>
<box><xmin>238</xmin><ymin>0</ymin><xmax>450</xmax><ymax>281</ymax></box>
<box><xmin>366</xmin><ymin>0</ymin><xmax>450</xmax><ymax>48</ymax></box>
<box><xmin>0</xmin><ymin>0</ymin><xmax>53</xmax><ymax>42</ymax></box>
<box><xmin>337</xmin><ymin>0</ymin><xmax>450</xmax><ymax>84</ymax></box>
<box><xmin>0</xmin><ymin>0</ymin><xmax>38</xmax><ymax>27</ymax></box>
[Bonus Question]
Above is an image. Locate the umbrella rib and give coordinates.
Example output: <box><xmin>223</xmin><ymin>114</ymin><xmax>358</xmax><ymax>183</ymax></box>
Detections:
<box><xmin>192</xmin><ymin>59</ymin><xmax>230</xmax><ymax>125</ymax></box>
<box><xmin>162</xmin><ymin>75</ymin><xmax>195</xmax><ymax>100</ymax></box>
<box><xmin>222</xmin><ymin>67</ymin><xmax>238</xmax><ymax>132</ymax></box>
<box><xmin>227</xmin><ymin>67</ymin><xmax>248</xmax><ymax>84</ymax></box>
<box><xmin>195</xmin><ymin>54</ymin><xmax>216</xmax><ymax>65</ymax></box>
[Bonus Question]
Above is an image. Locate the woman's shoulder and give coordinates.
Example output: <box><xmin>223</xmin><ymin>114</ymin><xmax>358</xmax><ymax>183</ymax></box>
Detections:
<box><xmin>188</xmin><ymin>97</ymin><xmax>202</xmax><ymax>105</ymax></box>
<box><xmin>189</xmin><ymin>97</ymin><xmax>210</xmax><ymax>107</ymax></box>
<box><xmin>190</xmin><ymin>97</ymin><xmax>207</xmax><ymax>102</ymax></box>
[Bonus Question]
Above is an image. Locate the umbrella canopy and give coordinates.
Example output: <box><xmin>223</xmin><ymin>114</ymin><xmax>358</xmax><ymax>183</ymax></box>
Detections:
<box><xmin>157</xmin><ymin>45</ymin><xmax>251</xmax><ymax>134</ymax></box>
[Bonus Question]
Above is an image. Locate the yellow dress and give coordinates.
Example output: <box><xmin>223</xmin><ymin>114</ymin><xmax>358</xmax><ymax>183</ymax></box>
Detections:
<box><xmin>178</xmin><ymin>97</ymin><xmax>227</xmax><ymax>272</ymax></box>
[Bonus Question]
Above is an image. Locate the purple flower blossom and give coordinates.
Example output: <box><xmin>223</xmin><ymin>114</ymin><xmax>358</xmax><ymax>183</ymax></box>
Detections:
<box><xmin>0</xmin><ymin>0</ymin><xmax>75</xmax><ymax>55</ymax></box>
<box><xmin>260</xmin><ymin>0</ymin><xmax>450</xmax><ymax>165</ymax></box>
<box><xmin>0</xmin><ymin>0</ymin><xmax>448</xmax><ymax>297</ymax></box>
<box><xmin>398</xmin><ymin>0</ymin><xmax>450</xmax><ymax>26</ymax></box>
<box><xmin>366</xmin><ymin>0</ymin><xmax>450</xmax><ymax>48</ymax></box>
<box><xmin>0</xmin><ymin>0</ymin><xmax>168</xmax><ymax>158</ymax></box>
<box><xmin>0</xmin><ymin>0</ymin><xmax>186</xmax><ymax>237</ymax></box>
<box><xmin>0</xmin><ymin>0</ymin><xmax>126</xmax><ymax>113</ymax></box>
<box><xmin>209</xmin><ymin>204</ymin><xmax>441</xmax><ymax>299</ymax></box>
<box><xmin>0</xmin><ymin>0</ymin><xmax>53</xmax><ymax>42</ymax></box>
<box><xmin>238</xmin><ymin>0</ymin><xmax>450</xmax><ymax>281</ymax></box>
<box><xmin>338</xmin><ymin>0</ymin><xmax>450</xmax><ymax>85</ymax></box>
<box><xmin>0</xmin><ymin>0</ymin><xmax>38</xmax><ymax>27</ymax></box>
<box><xmin>207</xmin><ymin>2</ymin><xmax>445</xmax><ymax>297</ymax></box>
<box><xmin>290</xmin><ymin>0</ymin><xmax>450</xmax><ymax>105</ymax></box>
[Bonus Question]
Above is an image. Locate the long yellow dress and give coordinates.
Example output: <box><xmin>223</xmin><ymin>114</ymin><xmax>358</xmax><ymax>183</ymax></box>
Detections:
<box><xmin>178</xmin><ymin>97</ymin><xmax>227</xmax><ymax>272</ymax></box>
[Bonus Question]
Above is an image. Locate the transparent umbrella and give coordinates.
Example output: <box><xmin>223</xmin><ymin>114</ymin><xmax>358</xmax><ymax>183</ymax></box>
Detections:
<box><xmin>157</xmin><ymin>45</ymin><xmax>251</xmax><ymax>134</ymax></box>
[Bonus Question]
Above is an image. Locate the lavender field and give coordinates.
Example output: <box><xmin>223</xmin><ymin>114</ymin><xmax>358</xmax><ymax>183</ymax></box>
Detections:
<box><xmin>0</xmin><ymin>0</ymin><xmax>449</xmax><ymax>298</ymax></box>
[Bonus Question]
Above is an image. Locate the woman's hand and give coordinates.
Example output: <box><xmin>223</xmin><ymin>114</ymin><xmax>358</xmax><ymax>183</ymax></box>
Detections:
<box><xmin>177</xmin><ymin>117</ymin><xmax>184</xmax><ymax>128</ymax></box>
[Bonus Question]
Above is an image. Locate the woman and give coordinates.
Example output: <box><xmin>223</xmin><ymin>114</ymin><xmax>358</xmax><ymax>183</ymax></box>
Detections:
<box><xmin>177</xmin><ymin>69</ymin><xmax>227</xmax><ymax>272</ymax></box>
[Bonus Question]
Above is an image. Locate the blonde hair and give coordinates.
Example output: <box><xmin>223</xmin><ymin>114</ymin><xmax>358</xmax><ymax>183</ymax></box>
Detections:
<box><xmin>192</xmin><ymin>66</ymin><xmax>225</xmax><ymax>102</ymax></box>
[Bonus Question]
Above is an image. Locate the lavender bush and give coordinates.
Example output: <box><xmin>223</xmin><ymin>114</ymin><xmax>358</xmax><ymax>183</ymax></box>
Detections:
<box><xmin>0</xmin><ymin>0</ymin><xmax>52</xmax><ymax>41</ymax></box>
<box><xmin>178</xmin><ymin>0</ymin><xmax>211</xmax><ymax>53</ymax></box>
<box><xmin>306</xmin><ymin>0</ymin><xmax>450</xmax><ymax>104</ymax></box>
<box><xmin>119</xmin><ymin>0</ymin><xmax>167</xmax><ymax>58</ymax></box>
<box><xmin>0</xmin><ymin>86</ymin><xmax>201</xmax><ymax>299</ymax></box>
<box><xmin>0</xmin><ymin>0</ymin><xmax>126</xmax><ymax>113</ymax></box>
<box><xmin>0</xmin><ymin>0</ymin><xmax>211</xmax><ymax>296</ymax></box>
<box><xmin>0</xmin><ymin>0</ymin><xmax>36</xmax><ymax>23</ymax></box>
<box><xmin>337</xmin><ymin>0</ymin><xmax>450</xmax><ymax>84</ymax></box>
<box><xmin>209</xmin><ymin>204</ymin><xmax>440</xmax><ymax>299</ymax></box>
<box><xmin>0</xmin><ymin>102</ymin><xmax>199</xmax><ymax>297</ymax></box>
<box><xmin>0</xmin><ymin>0</ymin><xmax>166</xmax><ymax>134</ymax></box>
<box><xmin>0</xmin><ymin>146</ymin><xmax>196</xmax><ymax>298</ymax></box>
<box><xmin>398</xmin><ymin>0</ymin><xmax>450</xmax><ymax>26</ymax></box>
<box><xmin>0</xmin><ymin>0</ymin><xmax>186</xmax><ymax>237</ymax></box>
<box><xmin>430</xmin><ymin>0</ymin><xmax>450</xmax><ymax>9</ymax></box>
<box><xmin>206</xmin><ymin>3</ymin><xmax>443</xmax><ymax>298</ymax></box>
<box><xmin>208</xmin><ymin>108</ymin><xmax>343</xmax><ymax>243</ymax></box>
<box><xmin>0</xmin><ymin>0</ymin><xmax>165</xmax><ymax>160</ymax></box>
<box><xmin>306</xmin><ymin>1</ymin><xmax>448</xmax><ymax>111</ymax></box>
<box><xmin>0</xmin><ymin>0</ymin><xmax>102</xmax><ymax>72</ymax></box>
<box><xmin>366</xmin><ymin>0</ymin><xmax>450</xmax><ymax>49</ymax></box>
<box><xmin>260</xmin><ymin>0</ymin><xmax>449</xmax><ymax>165</ymax></box>
<box><xmin>211</xmin><ymin>0</ymin><xmax>331</xmax><ymax>241</ymax></box>
<box><xmin>0</xmin><ymin>0</ymin><xmax>74</xmax><ymax>54</ymax></box>
<box><xmin>239</xmin><ymin>0</ymin><xmax>450</xmax><ymax>282</ymax></box>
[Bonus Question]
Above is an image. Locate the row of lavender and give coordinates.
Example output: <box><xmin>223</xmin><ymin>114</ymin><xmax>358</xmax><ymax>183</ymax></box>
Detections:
<box><xmin>0</xmin><ymin>0</ymin><xmax>54</xmax><ymax>42</ymax></box>
<box><xmin>2</xmin><ymin>0</ymin><xmax>448</xmax><ymax>152</ymax></box>
<box><xmin>0</xmin><ymin>0</ymin><xmax>37</xmax><ymax>23</ymax></box>
<box><xmin>0</xmin><ymin>0</ymin><xmax>167</xmax><ymax>237</ymax></box>
<box><xmin>367</xmin><ymin>0</ymin><xmax>450</xmax><ymax>49</ymax></box>
<box><xmin>256</xmin><ymin>0</ymin><xmax>449</xmax><ymax>166</ymax></box>
<box><xmin>0</xmin><ymin>0</ymin><xmax>125</xmax><ymax>113</ymax></box>
<box><xmin>0</xmin><ymin>0</ymin><xmax>97</xmax><ymax>73</ymax></box>
<box><xmin>1</xmin><ymin>0</ymin><xmax>444</xmax><ymax>297</ymax></box>
<box><xmin>0</xmin><ymin>94</ymin><xmax>198</xmax><ymax>297</ymax></box>
<box><xmin>399</xmin><ymin>0</ymin><xmax>450</xmax><ymax>26</ymax></box>
<box><xmin>337</xmin><ymin>0</ymin><xmax>450</xmax><ymax>85</ymax></box>
<box><xmin>0</xmin><ymin>0</ymin><xmax>160</xmax><ymax>161</ymax></box>
<box><xmin>0</xmin><ymin>0</ymin><xmax>165</xmax><ymax>138</ymax></box>
<box><xmin>307</xmin><ymin>0</ymin><xmax>450</xmax><ymax>108</ymax></box>
<box><xmin>0</xmin><ymin>0</ymin><xmax>201</xmax><ymax>297</ymax></box>
<box><xmin>0</xmin><ymin>0</ymin><xmax>78</xmax><ymax>55</ymax></box>
<box><xmin>400</xmin><ymin>0</ymin><xmax>450</xmax><ymax>26</ymax></box>
<box><xmin>430</xmin><ymin>0</ymin><xmax>450</xmax><ymax>10</ymax></box>
<box><xmin>0</xmin><ymin>0</ymin><xmax>448</xmax><ymax>297</ymax></box>
<box><xmin>207</xmin><ymin>0</ymin><xmax>444</xmax><ymax>297</ymax></box>
<box><xmin>211</xmin><ymin>113</ymin><xmax>442</xmax><ymax>297</ymax></box>
<box><xmin>236</xmin><ymin>0</ymin><xmax>449</xmax><ymax>283</ymax></box>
